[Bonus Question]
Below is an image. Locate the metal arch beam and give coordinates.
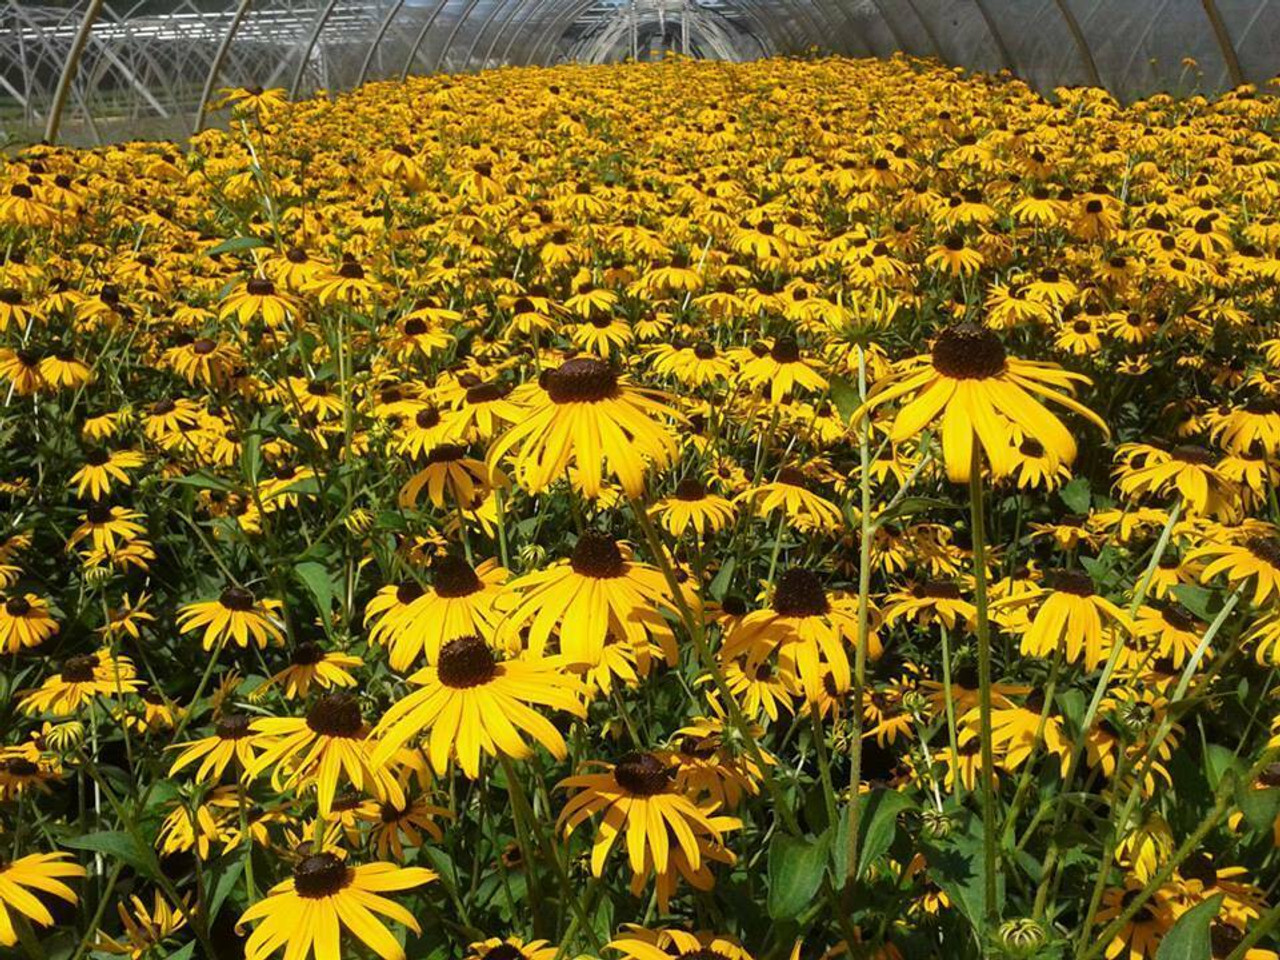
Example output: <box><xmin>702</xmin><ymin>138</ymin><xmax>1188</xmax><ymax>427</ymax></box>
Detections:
<box><xmin>900</xmin><ymin>0</ymin><xmax>941</xmax><ymax>57</ymax></box>
<box><xmin>399</xmin><ymin>0</ymin><xmax>454</xmax><ymax>80</ymax></box>
<box><xmin>433</xmin><ymin>0</ymin><xmax>486</xmax><ymax>71</ymax></box>
<box><xmin>44</xmin><ymin>0</ymin><xmax>106</xmax><ymax>143</ymax></box>
<box><xmin>357</xmin><ymin>0</ymin><xmax>409</xmax><ymax>85</ymax></box>
<box><xmin>1200</xmin><ymin>0</ymin><xmax>1245</xmax><ymax>87</ymax></box>
<box><xmin>809</xmin><ymin>0</ymin><xmax>870</xmax><ymax>57</ymax></box>
<box><xmin>969</xmin><ymin>0</ymin><xmax>1015</xmax><ymax>73</ymax></box>
<box><xmin>463</xmin><ymin>0</ymin><xmax>520</xmax><ymax>69</ymax></box>
<box><xmin>865</xmin><ymin>0</ymin><xmax>908</xmax><ymax>53</ymax></box>
<box><xmin>1052</xmin><ymin>0</ymin><xmax>1101</xmax><ymax>88</ymax></box>
<box><xmin>289</xmin><ymin>0</ymin><xmax>343</xmax><ymax>98</ymax></box>
<box><xmin>485</xmin><ymin>0</ymin><xmax>548</xmax><ymax>67</ymax></box>
<box><xmin>194</xmin><ymin>0</ymin><xmax>253</xmax><ymax>134</ymax></box>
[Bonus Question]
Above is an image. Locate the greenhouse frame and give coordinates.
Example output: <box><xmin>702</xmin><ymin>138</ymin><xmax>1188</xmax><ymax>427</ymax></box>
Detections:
<box><xmin>1</xmin><ymin>0</ymin><xmax>1277</xmax><ymax>146</ymax></box>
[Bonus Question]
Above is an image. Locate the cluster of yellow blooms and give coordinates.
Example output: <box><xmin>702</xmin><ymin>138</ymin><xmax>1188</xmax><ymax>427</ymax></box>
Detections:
<box><xmin>1</xmin><ymin>53</ymin><xmax>1280</xmax><ymax>960</ymax></box>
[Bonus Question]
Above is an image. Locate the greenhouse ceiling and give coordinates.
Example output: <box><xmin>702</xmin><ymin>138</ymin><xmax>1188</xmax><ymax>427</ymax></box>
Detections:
<box><xmin>0</xmin><ymin>0</ymin><xmax>1276</xmax><ymax>145</ymax></box>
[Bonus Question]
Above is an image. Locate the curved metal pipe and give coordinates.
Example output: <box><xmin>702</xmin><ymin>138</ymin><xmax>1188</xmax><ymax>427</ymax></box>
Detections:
<box><xmin>485</xmin><ymin>0</ymin><xmax>544</xmax><ymax>66</ymax></box>
<box><xmin>289</xmin><ymin>0</ymin><xmax>343</xmax><ymax>98</ymax></box>
<box><xmin>463</xmin><ymin>0</ymin><xmax>512</xmax><ymax>68</ymax></box>
<box><xmin>193</xmin><ymin>0</ymin><xmax>253</xmax><ymax>135</ymax></box>
<box><xmin>1052</xmin><ymin>0</ymin><xmax>1101</xmax><ymax>88</ymax></box>
<box><xmin>357</xmin><ymin>0</ymin><xmax>409</xmax><ymax>86</ymax></box>
<box><xmin>399</xmin><ymin>0</ymin><xmax>453</xmax><ymax>80</ymax></box>
<box><xmin>969</xmin><ymin>0</ymin><xmax>1015</xmax><ymax>72</ymax></box>
<box><xmin>432</xmin><ymin>0</ymin><xmax>484</xmax><ymax>71</ymax></box>
<box><xmin>901</xmin><ymin>0</ymin><xmax>942</xmax><ymax>58</ymax></box>
<box><xmin>1200</xmin><ymin>0</ymin><xmax>1245</xmax><ymax>87</ymax></box>
<box><xmin>44</xmin><ymin>0</ymin><xmax>105</xmax><ymax>143</ymax></box>
<box><xmin>865</xmin><ymin>0</ymin><xmax>908</xmax><ymax>53</ymax></box>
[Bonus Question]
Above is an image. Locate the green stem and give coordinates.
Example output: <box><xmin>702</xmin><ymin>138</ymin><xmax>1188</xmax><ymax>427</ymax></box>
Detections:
<box><xmin>968</xmin><ymin>443</ymin><xmax>999</xmax><ymax>925</ymax></box>
<box><xmin>939</xmin><ymin>622</ymin><xmax>962</xmax><ymax>801</ymax></box>
<box><xmin>499</xmin><ymin>754</ymin><xmax>602</xmax><ymax>953</ymax></box>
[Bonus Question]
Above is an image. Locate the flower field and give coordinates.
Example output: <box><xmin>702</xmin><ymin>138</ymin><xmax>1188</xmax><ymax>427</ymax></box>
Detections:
<box><xmin>2</xmin><ymin>53</ymin><xmax>1280</xmax><ymax>960</ymax></box>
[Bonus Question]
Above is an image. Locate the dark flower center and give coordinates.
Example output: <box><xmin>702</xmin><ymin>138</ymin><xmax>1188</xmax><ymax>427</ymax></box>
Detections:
<box><xmin>61</xmin><ymin>655</ymin><xmax>97</xmax><ymax>683</ymax></box>
<box><xmin>293</xmin><ymin>853</ymin><xmax>352</xmax><ymax>898</ymax></box>
<box><xmin>693</xmin><ymin>342</ymin><xmax>717</xmax><ymax>360</ymax></box>
<box><xmin>437</xmin><ymin>635</ymin><xmax>497</xmax><ymax>688</ymax></box>
<box><xmin>337</xmin><ymin>262</ymin><xmax>365</xmax><ymax>280</ymax></box>
<box><xmin>425</xmin><ymin>443</ymin><xmax>466</xmax><ymax>464</ymax></box>
<box><xmin>305</xmin><ymin>693</ymin><xmax>364</xmax><ymax>737</ymax></box>
<box><xmin>192</xmin><ymin>338</ymin><xmax>217</xmax><ymax>356</ymax></box>
<box><xmin>678</xmin><ymin>950</ymin><xmax>729</xmax><ymax>960</ymax></box>
<box><xmin>775</xmin><ymin>466</ymin><xmax>808</xmax><ymax>488</ymax></box>
<box><xmin>770</xmin><ymin>337</ymin><xmax>801</xmax><ymax>364</ymax></box>
<box><xmin>395</xmin><ymin>582</ymin><xmax>424</xmax><ymax>605</ymax></box>
<box><xmin>932</xmin><ymin>324</ymin><xmax>1007</xmax><ymax>380</ymax></box>
<box><xmin>1019</xmin><ymin>438</ymin><xmax>1045</xmax><ymax>457</ymax></box>
<box><xmin>5</xmin><ymin>596</ymin><xmax>31</xmax><ymax>616</ymax></box>
<box><xmin>1171</xmin><ymin>445</ymin><xmax>1214</xmax><ymax>465</ymax></box>
<box><xmin>86</xmin><ymin>503</ymin><xmax>115</xmax><ymax>524</ymax></box>
<box><xmin>1160</xmin><ymin>604</ymin><xmax>1199</xmax><ymax>632</ymax></box>
<box><xmin>675</xmin><ymin>478</ymin><xmax>707</xmax><ymax>501</ymax></box>
<box><xmin>680</xmin><ymin>735</ymin><xmax>718</xmax><ymax>759</ymax></box>
<box><xmin>246</xmin><ymin>278</ymin><xmax>274</xmax><ymax>296</ymax></box>
<box><xmin>290</xmin><ymin>642</ymin><xmax>324</xmax><ymax>666</ymax></box>
<box><xmin>1180</xmin><ymin>852</ymin><xmax>1217</xmax><ymax>886</ymax></box>
<box><xmin>0</xmin><ymin>757</ymin><xmax>39</xmax><ymax>776</ymax></box>
<box><xmin>614</xmin><ymin>751</ymin><xmax>671</xmax><ymax>796</ymax></box>
<box><xmin>433</xmin><ymin>554</ymin><xmax>483</xmax><ymax>597</ymax></box>
<box><xmin>1210</xmin><ymin>925</ymin><xmax>1243</xmax><ymax>958</ymax></box>
<box><xmin>1046</xmin><ymin>569</ymin><xmax>1094</xmax><ymax>597</ymax></box>
<box><xmin>571</xmin><ymin>532</ymin><xmax>625</xmax><ymax>578</ymax></box>
<box><xmin>544</xmin><ymin>357</ymin><xmax>618</xmax><ymax>403</ymax></box>
<box><xmin>466</xmin><ymin>382</ymin><xmax>509</xmax><ymax>404</ymax></box>
<box><xmin>84</xmin><ymin>448</ymin><xmax>110</xmax><ymax>466</ymax></box>
<box><xmin>414</xmin><ymin>407</ymin><xmax>441</xmax><ymax>429</ymax></box>
<box><xmin>1246</xmin><ymin>537</ymin><xmax>1280</xmax><ymax>568</ymax></box>
<box><xmin>917</xmin><ymin>580</ymin><xmax>962</xmax><ymax>599</ymax></box>
<box><xmin>404</xmin><ymin>317</ymin><xmax>428</xmax><ymax>336</ymax></box>
<box><xmin>485</xmin><ymin>945</ymin><xmax>525</xmax><ymax>960</ymax></box>
<box><xmin>773</xmin><ymin>569</ymin><xmax>829</xmax><ymax>618</ymax></box>
<box><xmin>216</xmin><ymin>712</ymin><xmax>253</xmax><ymax>739</ymax></box>
<box><xmin>219</xmin><ymin>586</ymin><xmax>255</xmax><ymax>611</ymax></box>
<box><xmin>722</xmin><ymin>596</ymin><xmax>747</xmax><ymax>617</ymax></box>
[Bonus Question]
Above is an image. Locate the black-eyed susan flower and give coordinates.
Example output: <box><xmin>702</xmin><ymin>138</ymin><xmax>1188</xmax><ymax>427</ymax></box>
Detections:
<box><xmin>488</xmin><ymin>356</ymin><xmax>680</xmax><ymax>499</ymax></box>
<box><xmin>0</xmin><ymin>592</ymin><xmax>58</xmax><ymax>652</ymax></box>
<box><xmin>855</xmin><ymin>322</ymin><xmax>1107</xmax><ymax>483</ymax></box>
<box><xmin>177</xmin><ymin>585</ymin><xmax>284</xmax><ymax>650</ymax></box>
<box><xmin>68</xmin><ymin>448</ymin><xmax>145</xmax><ymax>501</ymax></box>
<box><xmin>248</xmin><ymin>692</ymin><xmax>403</xmax><ymax>817</ymax></box>
<box><xmin>168</xmin><ymin>712</ymin><xmax>259</xmax><ymax>784</ymax></box>
<box><xmin>370</xmin><ymin>635</ymin><xmax>586</xmax><ymax>777</ymax></box>
<box><xmin>607</xmin><ymin>926</ymin><xmax>755</xmax><ymax>960</ymax></box>
<box><xmin>503</xmin><ymin>531</ymin><xmax>679</xmax><ymax>671</ymax></box>
<box><xmin>652</xmin><ymin>478</ymin><xmax>736</xmax><ymax>537</ymax></box>
<box><xmin>366</xmin><ymin>556</ymin><xmax>508</xmax><ymax>672</ymax></box>
<box><xmin>235</xmin><ymin>852</ymin><xmax>435</xmax><ymax>960</ymax></box>
<box><xmin>0</xmin><ymin>852</ymin><xmax>85</xmax><ymax>947</ymax></box>
<box><xmin>999</xmin><ymin>569</ymin><xmax>1131</xmax><ymax>668</ymax></box>
<box><xmin>19</xmin><ymin>650</ymin><xmax>140</xmax><ymax>716</ymax></box>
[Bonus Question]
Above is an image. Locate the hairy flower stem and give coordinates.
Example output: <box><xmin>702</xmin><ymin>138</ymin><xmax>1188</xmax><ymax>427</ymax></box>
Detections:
<box><xmin>1078</xmin><ymin>745</ymin><xmax>1280</xmax><ymax>960</ymax></box>
<box><xmin>845</xmin><ymin>346</ymin><xmax>874</xmax><ymax>888</ymax></box>
<box><xmin>498</xmin><ymin>753</ymin><xmax>602</xmax><ymax>953</ymax></box>
<box><xmin>969</xmin><ymin>444</ymin><xmax>999</xmax><ymax>924</ymax></box>
<box><xmin>1032</xmin><ymin>498</ymin><xmax>1182</xmax><ymax>918</ymax></box>
<box><xmin>628</xmin><ymin>497</ymin><xmax>802</xmax><ymax>836</ymax></box>
<box><xmin>939</xmin><ymin>623</ymin><xmax>962</xmax><ymax>801</ymax></box>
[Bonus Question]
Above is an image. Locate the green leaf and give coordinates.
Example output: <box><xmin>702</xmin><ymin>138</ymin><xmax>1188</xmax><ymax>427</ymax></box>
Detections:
<box><xmin>1155</xmin><ymin>893</ymin><xmax>1222</xmax><ymax>959</ymax></box>
<box><xmin>709</xmin><ymin>556</ymin><xmax>737</xmax><ymax>601</ymax></box>
<box><xmin>295</xmin><ymin>561</ymin><xmax>337</xmax><ymax>619</ymax></box>
<box><xmin>164</xmin><ymin>942</ymin><xmax>198</xmax><ymax>960</ymax></box>
<box><xmin>60</xmin><ymin>830</ymin><xmax>154</xmax><ymax>876</ymax></box>
<box><xmin>855</xmin><ymin>789</ymin><xmax>916</xmax><ymax>880</ymax></box>
<box><xmin>1203</xmin><ymin>744</ymin><xmax>1241</xmax><ymax>792</ymax></box>
<box><xmin>874</xmin><ymin>496</ymin><xmax>958</xmax><ymax>527</ymax></box>
<box><xmin>828</xmin><ymin>375</ymin><xmax>862</xmax><ymax>424</ymax></box>
<box><xmin>767</xmin><ymin>832</ymin><xmax>830</xmax><ymax>920</ymax></box>
<box><xmin>1060</xmin><ymin>477</ymin><xmax>1091</xmax><ymax>514</ymax></box>
<box><xmin>208</xmin><ymin>860</ymin><xmax>244</xmax><ymax>920</ymax></box>
<box><xmin>1237</xmin><ymin>784</ymin><xmax>1280</xmax><ymax>834</ymax></box>
<box><xmin>170</xmin><ymin>470</ymin><xmax>237</xmax><ymax>492</ymax></box>
<box><xmin>922</xmin><ymin>812</ymin><xmax>1004</xmax><ymax>936</ymax></box>
<box><xmin>207</xmin><ymin>236</ymin><xmax>269</xmax><ymax>256</ymax></box>
<box><xmin>1171</xmin><ymin>584</ymin><xmax>1216</xmax><ymax>621</ymax></box>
